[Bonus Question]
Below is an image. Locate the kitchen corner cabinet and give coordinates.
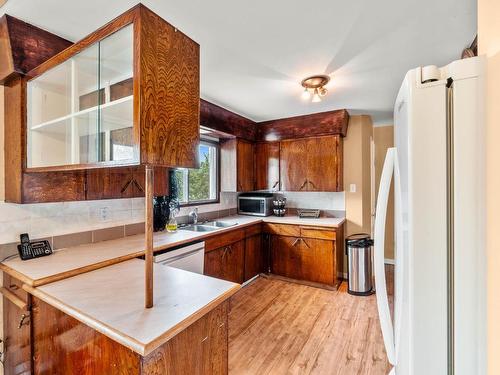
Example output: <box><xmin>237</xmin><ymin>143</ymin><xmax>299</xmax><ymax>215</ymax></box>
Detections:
<box><xmin>280</xmin><ymin>135</ymin><xmax>343</xmax><ymax>192</ymax></box>
<box><xmin>220</xmin><ymin>138</ymin><xmax>255</xmax><ymax>192</ymax></box>
<box><xmin>254</xmin><ymin>141</ymin><xmax>280</xmax><ymax>191</ymax></box>
<box><xmin>25</xmin><ymin>4</ymin><xmax>199</xmax><ymax>171</ymax></box>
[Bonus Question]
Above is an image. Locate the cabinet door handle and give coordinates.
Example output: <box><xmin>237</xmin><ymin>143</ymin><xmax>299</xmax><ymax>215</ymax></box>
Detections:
<box><xmin>201</xmin><ymin>336</ymin><xmax>209</xmax><ymax>343</ymax></box>
<box><xmin>132</xmin><ymin>178</ymin><xmax>144</xmax><ymax>193</ymax></box>
<box><xmin>299</xmin><ymin>180</ymin><xmax>308</xmax><ymax>190</ymax></box>
<box><xmin>308</xmin><ymin>180</ymin><xmax>317</xmax><ymax>190</ymax></box>
<box><xmin>302</xmin><ymin>239</ymin><xmax>310</xmax><ymax>248</ymax></box>
<box><xmin>272</xmin><ymin>181</ymin><xmax>279</xmax><ymax>189</ymax></box>
<box><xmin>121</xmin><ymin>178</ymin><xmax>133</xmax><ymax>193</ymax></box>
<box><xmin>18</xmin><ymin>313</ymin><xmax>29</xmax><ymax>329</ymax></box>
<box><xmin>291</xmin><ymin>238</ymin><xmax>300</xmax><ymax>247</ymax></box>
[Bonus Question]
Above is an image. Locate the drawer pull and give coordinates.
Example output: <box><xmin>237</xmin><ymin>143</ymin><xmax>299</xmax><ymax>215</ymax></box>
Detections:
<box><xmin>201</xmin><ymin>336</ymin><xmax>209</xmax><ymax>343</ymax></box>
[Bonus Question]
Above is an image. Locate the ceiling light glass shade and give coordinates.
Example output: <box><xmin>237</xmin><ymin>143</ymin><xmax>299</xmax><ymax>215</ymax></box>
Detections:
<box><xmin>301</xmin><ymin>88</ymin><xmax>311</xmax><ymax>100</ymax></box>
<box><xmin>311</xmin><ymin>88</ymin><xmax>322</xmax><ymax>102</ymax></box>
<box><xmin>319</xmin><ymin>87</ymin><xmax>328</xmax><ymax>96</ymax></box>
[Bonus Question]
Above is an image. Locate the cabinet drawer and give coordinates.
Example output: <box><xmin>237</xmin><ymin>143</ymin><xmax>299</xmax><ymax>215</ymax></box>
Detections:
<box><xmin>300</xmin><ymin>226</ymin><xmax>336</xmax><ymax>241</ymax></box>
<box><xmin>263</xmin><ymin>223</ymin><xmax>300</xmax><ymax>237</ymax></box>
<box><xmin>245</xmin><ymin>223</ymin><xmax>262</xmax><ymax>237</ymax></box>
<box><xmin>205</xmin><ymin>228</ymin><xmax>245</xmax><ymax>252</ymax></box>
<box><xmin>3</xmin><ymin>274</ymin><xmax>28</xmax><ymax>304</ymax></box>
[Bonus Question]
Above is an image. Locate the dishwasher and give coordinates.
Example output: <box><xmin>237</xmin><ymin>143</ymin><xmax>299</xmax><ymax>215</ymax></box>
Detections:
<box><xmin>153</xmin><ymin>242</ymin><xmax>205</xmax><ymax>274</ymax></box>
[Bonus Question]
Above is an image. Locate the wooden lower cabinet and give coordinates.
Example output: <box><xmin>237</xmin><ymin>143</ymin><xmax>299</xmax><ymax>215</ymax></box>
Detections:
<box><xmin>143</xmin><ymin>300</ymin><xmax>228</xmax><ymax>374</ymax></box>
<box><xmin>2</xmin><ymin>274</ymin><xmax>32</xmax><ymax>375</ymax></box>
<box><xmin>204</xmin><ymin>240</ymin><xmax>245</xmax><ymax>284</ymax></box>
<box><xmin>270</xmin><ymin>235</ymin><xmax>338</xmax><ymax>288</ymax></box>
<box><xmin>244</xmin><ymin>233</ymin><xmax>266</xmax><ymax>281</ymax></box>
<box><xmin>30</xmin><ymin>297</ymin><xmax>228</xmax><ymax>375</ymax></box>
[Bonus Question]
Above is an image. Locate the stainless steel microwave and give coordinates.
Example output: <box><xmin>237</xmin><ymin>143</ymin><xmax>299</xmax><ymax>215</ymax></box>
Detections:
<box><xmin>238</xmin><ymin>193</ymin><xmax>274</xmax><ymax>217</ymax></box>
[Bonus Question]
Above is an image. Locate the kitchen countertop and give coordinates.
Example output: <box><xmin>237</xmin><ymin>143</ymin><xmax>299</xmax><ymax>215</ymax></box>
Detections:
<box><xmin>24</xmin><ymin>259</ymin><xmax>240</xmax><ymax>356</ymax></box>
<box><xmin>0</xmin><ymin>214</ymin><xmax>345</xmax><ymax>287</ymax></box>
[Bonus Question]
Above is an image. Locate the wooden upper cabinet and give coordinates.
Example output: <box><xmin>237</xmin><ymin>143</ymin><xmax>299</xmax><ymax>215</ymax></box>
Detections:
<box><xmin>85</xmin><ymin>167</ymin><xmax>168</xmax><ymax>200</ymax></box>
<box><xmin>306</xmin><ymin>136</ymin><xmax>343</xmax><ymax>191</ymax></box>
<box><xmin>280</xmin><ymin>135</ymin><xmax>343</xmax><ymax>192</ymax></box>
<box><xmin>254</xmin><ymin>142</ymin><xmax>280</xmax><ymax>191</ymax></box>
<box><xmin>220</xmin><ymin>138</ymin><xmax>255</xmax><ymax>192</ymax></box>
<box><xmin>279</xmin><ymin>138</ymin><xmax>308</xmax><ymax>191</ymax></box>
<box><xmin>24</xmin><ymin>4</ymin><xmax>199</xmax><ymax>171</ymax></box>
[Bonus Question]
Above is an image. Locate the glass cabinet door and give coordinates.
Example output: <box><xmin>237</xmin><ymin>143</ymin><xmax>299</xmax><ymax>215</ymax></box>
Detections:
<box><xmin>99</xmin><ymin>24</ymin><xmax>134</xmax><ymax>163</ymax></box>
<box><xmin>27</xmin><ymin>24</ymin><xmax>134</xmax><ymax>169</ymax></box>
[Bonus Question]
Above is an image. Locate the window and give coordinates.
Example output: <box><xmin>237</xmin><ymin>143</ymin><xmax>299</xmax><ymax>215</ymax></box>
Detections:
<box><xmin>172</xmin><ymin>141</ymin><xmax>218</xmax><ymax>205</ymax></box>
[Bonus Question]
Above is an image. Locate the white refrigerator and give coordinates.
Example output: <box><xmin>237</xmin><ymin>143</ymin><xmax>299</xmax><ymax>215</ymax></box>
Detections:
<box><xmin>374</xmin><ymin>56</ymin><xmax>486</xmax><ymax>375</ymax></box>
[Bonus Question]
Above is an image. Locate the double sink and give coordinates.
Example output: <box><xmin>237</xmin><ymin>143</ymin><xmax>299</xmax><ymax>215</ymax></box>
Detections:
<box><xmin>181</xmin><ymin>221</ymin><xmax>238</xmax><ymax>232</ymax></box>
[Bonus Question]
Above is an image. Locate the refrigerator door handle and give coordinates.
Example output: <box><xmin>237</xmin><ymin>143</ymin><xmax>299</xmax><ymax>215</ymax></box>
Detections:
<box><xmin>393</xmin><ymin>147</ymin><xmax>405</xmax><ymax>365</ymax></box>
<box><xmin>374</xmin><ymin>147</ymin><xmax>396</xmax><ymax>366</ymax></box>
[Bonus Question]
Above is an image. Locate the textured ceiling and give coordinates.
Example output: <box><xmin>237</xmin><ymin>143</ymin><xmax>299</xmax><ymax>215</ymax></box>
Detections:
<box><xmin>1</xmin><ymin>0</ymin><xmax>476</xmax><ymax>124</ymax></box>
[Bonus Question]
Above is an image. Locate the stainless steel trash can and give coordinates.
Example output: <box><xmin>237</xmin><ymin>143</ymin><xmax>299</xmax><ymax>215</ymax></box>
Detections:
<box><xmin>346</xmin><ymin>233</ymin><xmax>374</xmax><ymax>295</ymax></box>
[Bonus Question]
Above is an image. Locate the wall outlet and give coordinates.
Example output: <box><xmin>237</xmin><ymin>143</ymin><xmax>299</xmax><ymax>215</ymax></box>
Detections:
<box><xmin>349</xmin><ymin>184</ymin><xmax>357</xmax><ymax>193</ymax></box>
<box><xmin>99</xmin><ymin>207</ymin><xmax>109</xmax><ymax>221</ymax></box>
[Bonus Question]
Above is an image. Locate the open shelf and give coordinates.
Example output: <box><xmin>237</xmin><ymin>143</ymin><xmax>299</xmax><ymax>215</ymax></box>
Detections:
<box><xmin>30</xmin><ymin>95</ymin><xmax>133</xmax><ymax>131</ymax></box>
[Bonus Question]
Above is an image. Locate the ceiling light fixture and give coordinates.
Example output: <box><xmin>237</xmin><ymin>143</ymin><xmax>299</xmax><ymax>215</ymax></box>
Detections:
<box><xmin>301</xmin><ymin>74</ymin><xmax>330</xmax><ymax>102</ymax></box>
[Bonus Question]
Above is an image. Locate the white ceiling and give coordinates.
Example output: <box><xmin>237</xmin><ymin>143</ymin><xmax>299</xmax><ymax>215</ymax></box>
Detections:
<box><xmin>1</xmin><ymin>0</ymin><xmax>476</xmax><ymax>124</ymax></box>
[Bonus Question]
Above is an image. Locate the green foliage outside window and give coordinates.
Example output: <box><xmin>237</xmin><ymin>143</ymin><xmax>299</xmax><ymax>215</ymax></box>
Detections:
<box><xmin>188</xmin><ymin>154</ymin><xmax>210</xmax><ymax>201</ymax></box>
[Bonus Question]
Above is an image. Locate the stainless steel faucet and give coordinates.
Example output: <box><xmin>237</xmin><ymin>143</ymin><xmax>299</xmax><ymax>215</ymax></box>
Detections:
<box><xmin>189</xmin><ymin>207</ymin><xmax>198</xmax><ymax>224</ymax></box>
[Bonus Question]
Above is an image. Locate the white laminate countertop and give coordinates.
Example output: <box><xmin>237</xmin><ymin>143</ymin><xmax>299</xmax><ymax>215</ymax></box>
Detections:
<box><xmin>0</xmin><ymin>214</ymin><xmax>345</xmax><ymax>286</ymax></box>
<box><xmin>262</xmin><ymin>215</ymin><xmax>345</xmax><ymax>227</ymax></box>
<box><xmin>24</xmin><ymin>259</ymin><xmax>240</xmax><ymax>356</ymax></box>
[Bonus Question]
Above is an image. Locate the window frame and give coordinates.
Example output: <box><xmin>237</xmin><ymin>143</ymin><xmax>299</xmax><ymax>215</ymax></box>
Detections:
<box><xmin>176</xmin><ymin>139</ymin><xmax>220</xmax><ymax>207</ymax></box>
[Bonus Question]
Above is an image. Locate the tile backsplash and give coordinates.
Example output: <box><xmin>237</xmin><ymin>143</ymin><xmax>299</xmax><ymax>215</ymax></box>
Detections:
<box><xmin>0</xmin><ymin>191</ymin><xmax>344</xmax><ymax>246</ymax></box>
<box><xmin>0</xmin><ymin>192</ymin><xmax>237</xmax><ymax>245</ymax></box>
<box><xmin>280</xmin><ymin>191</ymin><xmax>345</xmax><ymax>211</ymax></box>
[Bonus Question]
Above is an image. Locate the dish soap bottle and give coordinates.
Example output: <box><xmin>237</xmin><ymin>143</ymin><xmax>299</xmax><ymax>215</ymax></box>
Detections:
<box><xmin>166</xmin><ymin>202</ymin><xmax>178</xmax><ymax>232</ymax></box>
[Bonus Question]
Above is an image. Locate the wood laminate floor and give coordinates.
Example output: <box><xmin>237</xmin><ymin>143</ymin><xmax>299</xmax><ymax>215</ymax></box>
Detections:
<box><xmin>228</xmin><ymin>268</ymin><xmax>393</xmax><ymax>375</ymax></box>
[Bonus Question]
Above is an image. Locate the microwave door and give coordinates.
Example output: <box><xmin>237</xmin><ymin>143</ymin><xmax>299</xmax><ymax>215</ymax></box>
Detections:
<box><xmin>239</xmin><ymin>198</ymin><xmax>265</xmax><ymax>216</ymax></box>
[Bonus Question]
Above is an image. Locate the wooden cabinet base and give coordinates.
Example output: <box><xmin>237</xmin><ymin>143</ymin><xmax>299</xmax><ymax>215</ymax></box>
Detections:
<box><xmin>31</xmin><ymin>297</ymin><xmax>228</xmax><ymax>375</ymax></box>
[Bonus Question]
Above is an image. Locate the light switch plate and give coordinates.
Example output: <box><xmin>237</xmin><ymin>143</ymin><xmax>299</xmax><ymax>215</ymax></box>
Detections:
<box><xmin>349</xmin><ymin>184</ymin><xmax>357</xmax><ymax>193</ymax></box>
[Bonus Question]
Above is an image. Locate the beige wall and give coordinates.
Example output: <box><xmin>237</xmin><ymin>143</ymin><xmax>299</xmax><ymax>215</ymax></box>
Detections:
<box><xmin>374</xmin><ymin>125</ymin><xmax>395</xmax><ymax>260</ymax></box>
<box><xmin>478</xmin><ymin>1</ymin><xmax>500</xmax><ymax>373</ymax></box>
<box><xmin>344</xmin><ymin>115</ymin><xmax>373</xmax><ymax>237</ymax></box>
